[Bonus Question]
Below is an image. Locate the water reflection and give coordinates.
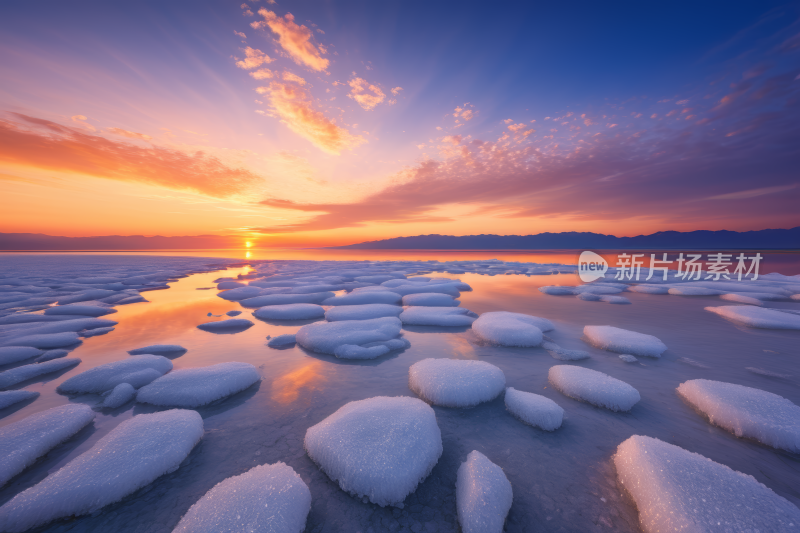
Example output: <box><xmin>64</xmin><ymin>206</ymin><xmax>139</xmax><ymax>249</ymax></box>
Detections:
<box><xmin>270</xmin><ymin>360</ymin><xmax>328</xmax><ymax>404</ymax></box>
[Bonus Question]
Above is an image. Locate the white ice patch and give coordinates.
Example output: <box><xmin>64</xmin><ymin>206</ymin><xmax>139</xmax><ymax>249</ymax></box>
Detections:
<box><xmin>705</xmin><ymin>305</ymin><xmax>800</xmax><ymax>330</ymax></box>
<box><xmin>668</xmin><ymin>287</ymin><xmax>723</xmax><ymax>296</ymax></box>
<box><xmin>456</xmin><ymin>450</ymin><xmax>513</xmax><ymax>533</ymax></box>
<box><xmin>80</xmin><ymin>326</ymin><xmax>114</xmax><ymax>337</ymax></box>
<box><xmin>583</xmin><ymin>325</ymin><xmax>667</xmax><ymax>358</ymax></box>
<box><xmin>677</xmin><ymin>379</ymin><xmax>800</xmax><ymax>452</ymax></box>
<box><xmin>614</xmin><ymin>435</ymin><xmax>800</xmax><ymax>533</ymax></box>
<box><xmin>401</xmin><ymin>293</ymin><xmax>459</xmax><ymax>307</ymax></box>
<box><xmin>600</xmin><ymin>295</ymin><xmax>631</xmax><ymax>304</ymax></box>
<box><xmin>267</xmin><ymin>334</ymin><xmax>296</xmax><ymax>348</ymax></box>
<box><xmin>321</xmin><ymin>292</ymin><xmax>402</xmax><ymax>306</ymax></box>
<box><xmin>217</xmin><ymin>286</ymin><xmax>264</xmax><ymax>301</ymax></box>
<box><xmin>0</xmin><ymin>347</ymin><xmax>43</xmax><ymax>366</ymax></box>
<box><xmin>472</xmin><ymin>312</ymin><xmax>552</xmax><ymax>347</ymax></box>
<box><xmin>538</xmin><ymin>286</ymin><xmax>577</xmax><ymax>296</ymax></box>
<box><xmin>719</xmin><ymin>293</ymin><xmax>763</xmax><ymax>306</ymax></box>
<box><xmin>0</xmin><ymin>404</ymin><xmax>95</xmax><ymax>488</ymax></box>
<box><xmin>3</xmin><ymin>332</ymin><xmax>82</xmax><ymax>349</ymax></box>
<box><xmin>409</xmin><ymin>358</ymin><xmax>506</xmax><ymax>408</ymax></box>
<box><xmin>0</xmin><ymin>390</ymin><xmax>39</xmax><ymax>410</ymax></box>
<box><xmin>304</xmin><ymin>396</ymin><xmax>442</xmax><ymax>507</ymax></box>
<box><xmin>0</xmin><ymin>358</ymin><xmax>81</xmax><ymax>390</ymax></box>
<box><xmin>541</xmin><ymin>341</ymin><xmax>591</xmax><ymax>361</ymax></box>
<box><xmin>102</xmin><ymin>383</ymin><xmax>136</xmax><ymax>409</ymax></box>
<box><xmin>216</xmin><ymin>281</ymin><xmax>245</xmax><ymax>290</ymax></box>
<box><xmin>619</xmin><ymin>354</ymin><xmax>638</xmax><ymax>363</ymax></box>
<box><xmin>399</xmin><ymin>307</ymin><xmax>477</xmax><ymax>327</ymax></box>
<box><xmin>136</xmin><ymin>362</ymin><xmax>261</xmax><ymax>407</ymax></box>
<box><xmin>253</xmin><ymin>304</ymin><xmax>325</xmax><ymax>321</ymax></box>
<box><xmin>44</xmin><ymin>305</ymin><xmax>116</xmax><ymax>317</ymax></box>
<box><xmin>325</xmin><ymin>304</ymin><xmax>403</xmax><ymax>322</ymax></box>
<box><xmin>127</xmin><ymin>344</ymin><xmax>187</xmax><ymax>356</ymax></box>
<box><xmin>57</xmin><ymin>355</ymin><xmax>172</xmax><ymax>394</ymax></box>
<box><xmin>196</xmin><ymin>318</ymin><xmax>254</xmax><ymax>332</ymax></box>
<box><xmin>296</xmin><ymin>317</ymin><xmax>402</xmax><ymax>355</ymax></box>
<box><xmin>504</xmin><ymin>387</ymin><xmax>564</xmax><ymax>431</ymax></box>
<box><xmin>240</xmin><ymin>292</ymin><xmax>334</xmax><ymax>308</ymax></box>
<box><xmin>627</xmin><ymin>285</ymin><xmax>670</xmax><ymax>294</ymax></box>
<box><xmin>173</xmin><ymin>462</ymin><xmax>311</xmax><ymax>533</ymax></box>
<box><xmin>549</xmin><ymin>365</ymin><xmax>640</xmax><ymax>412</ymax></box>
<box><xmin>333</xmin><ymin>344</ymin><xmax>390</xmax><ymax>360</ymax></box>
<box><xmin>0</xmin><ymin>410</ymin><xmax>204</xmax><ymax>533</ymax></box>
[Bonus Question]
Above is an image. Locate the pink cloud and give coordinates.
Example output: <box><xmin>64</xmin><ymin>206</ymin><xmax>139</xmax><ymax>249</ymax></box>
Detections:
<box><xmin>107</xmin><ymin>127</ymin><xmax>152</xmax><ymax>141</ymax></box>
<box><xmin>348</xmin><ymin>77</ymin><xmax>385</xmax><ymax>110</ymax></box>
<box><xmin>235</xmin><ymin>46</ymin><xmax>273</xmax><ymax>70</ymax></box>
<box><xmin>391</xmin><ymin>87</ymin><xmax>403</xmax><ymax>96</ymax></box>
<box><xmin>253</xmin><ymin>10</ymin><xmax>329</xmax><ymax>71</ymax></box>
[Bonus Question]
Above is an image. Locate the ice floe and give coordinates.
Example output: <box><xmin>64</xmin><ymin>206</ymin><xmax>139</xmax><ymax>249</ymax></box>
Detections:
<box><xmin>583</xmin><ymin>325</ymin><xmax>667</xmax><ymax>358</ymax></box>
<box><xmin>196</xmin><ymin>318</ymin><xmax>254</xmax><ymax>332</ymax></box>
<box><xmin>321</xmin><ymin>292</ymin><xmax>403</xmax><ymax>306</ymax></box>
<box><xmin>2</xmin><ymin>331</ymin><xmax>82</xmax><ymax>349</ymax></box>
<box><xmin>127</xmin><ymin>344</ymin><xmax>187</xmax><ymax>356</ymax></box>
<box><xmin>80</xmin><ymin>326</ymin><xmax>114</xmax><ymax>337</ymax></box>
<box><xmin>57</xmin><ymin>355</ymin><xmax>172</xmax><ymax>394</ymax></box>
<box><xmin>136</xmin><ymin>362</ymin><xmax>260</xmax><ymax>407</ymax></box>
<box><xmin>627</xmin><ymin>285</ymin><xmax>670</xmax><ymax>294</ymax></box>
<box><xmin>619</xmin><ymin>354</ymin><xmax>638</xmax><ymax>363</ymax></box>
<box><xmin>719</xmin><ymin>293</ymin><xmax>763</xmax><ymax>305</ymax></box>
<box><xmin>599</xmin><ymin>295</ymin><xmax>631</xmax><ymax>304</ymax></box>
<box><xmin>0</xmin><ymin>358</ymin><xmax>81</xmax><ymax>390</ymax></box>
<box><xmin>456</xmin><ymin>450</ymin><xmax>513</xmax><ymax>533</ymax></box>
<box><xmin>409</xmin><ymin>358</ymin><xmax>506</xmax><ymax>407</ymax></box>
<box><xmin>541</xmin><ymin>341</ymin><xmax>590</xmax><ymax>361</ymax></box>
<box><xmin>0</xmin><ymin>346</ymin><xmax>43</xmax><ymax>366</ymax></box>
<box><xmin>668</xmin><ymin>287</ymin><xmax>723</xmax><ymax>296</ymax></box>
<box><xmin>504</xmin><ymin>387</ymin><xmax>564</xmax><ymax>430</ymax></box>
<box><xmin>325</xmin><ymin>303</ymin><xmax>403</xmax><ymax>322</ymax></box>
<box><xmin>101</xmin><ymin>382</ymin><xmax>136</xmax><ymax>409</ymax></box>
<box><xmin>44</xmin><ymin>305</ymin><xmax>116</xmax><ymax>317</ymax></box>
<box><xmin>549</xmin><ymin>365</ymin><xmax>640</xmax><ymax>411</ymax></box>
<box><xmin>304</xmin><ymin>396</ymin><xmax>442</xmax><ymax>507</ymax></box>
<box><xmin>401</xmin><ymin>293</ymin><xmax>459</xmax><ymax>307</ymax></box>
<box><xmin>399</xmin><ymin>306</ymin><xmax>477</xmax><ymax>327</ymax></box>
<box><xmin>0</xmin><ymin>390</ymin><xmax>39</xmax><ymax>410</ymax></box>
<box><xmin>253</xmin><ymin>303</ymin><xmax>325</xmax><ymax>321</ymax></box>
<box><xmin>267</xmin><ymin>334</ymin><xmax>296</xmax><ymax>348</ymax></box>
<box><xmin>296</xmin><ymin>317</ymin><xmax>402</xmax><ymax>355</ymax></box>
<box><xmin>705</xmin><ymin>305</ymin><xmax>800</xmax><ymax>329</ymax></box>
<box><xmin>217</xmin><ymin>286</ymin><xmax>264</xmax><ymax>301</ymax></box>
<box><xmin>472</xmin><ymin>312</ymin><xmax>552</xmax><ymax>347</ymax></box>
<box><xmin>240</xmin><ymin>292</ymin><xmax>334</xmax><ymax>308</ymax></box>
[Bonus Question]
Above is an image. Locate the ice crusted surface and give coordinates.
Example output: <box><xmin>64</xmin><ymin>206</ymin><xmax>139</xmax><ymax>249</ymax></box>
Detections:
<box><xmin>325</xmin><ymin>303</ymin><xmax>403</xmax><ymax>321</ymax></box>
<box><xmin>720</xmin><ymin>293</ymin><xmax>763</xmax><ymax>306</ymax></box>
<box><xmin>0</xmin><ymin>404</ymin><xmax>95</xmax><ymax>487</ymax></box>
<box><xmin>472</xmin><ymin>312</ymin><xmax>552</xmax><ymax>347</ymax></box>
<box><xmin>705</xmin><ymin>305</ymin><xmax>800</xmax><ymax>329</ymax></box>
<box><xmin>399</xmin><ymin>307</ymin><xmax>477</xmax><ymax>327</ymax></box>
<box><xmin>240</xmin><ymin>292</ymin><xmax>334</xmax><ymax>308</ymax></box>
<box><xmin>583</xmin><ymin>325</ymin><xmax>667</xmax><ymax>358</ymax></box>
<box><xmin>137</xmin><ymin>362</ymin><xmax>260</xmax><ymax>407</ymax></box>
<box><xmin>541</xmin><ymin>341</ymin><xmax>590</xmax><ymax>361</ymax></box>
<box><xmin>253</xmin><ymin>303</ymin><xmax>325</xmax><ymax>321</ymax></box>
<box><xmin>296</xmin><ymin>317</ymin><xmax>402</xmax><ymax>355</ymax></box>
<box><xmin>80</xmin><ymin>326</ymin><xmax>114</xmax><ymax>337</ymax></box>
<box><xmin>0</xmin><ymin>390</ymin><xmax>39</xmax><ymax>410</ymax></box>
<box><xmin>627</xmin><ymin>285</ymin><xmax>670</xmax><ymax>294</ymax></box>
<box><xmin>614</xmin><ymin>435</ymin><xmax>800</xmax><ymax>533</ymax></box>
<box><xmin>538</xmin><ymin>286</ymin><xmax>577</xmax><ymax>295</ymax></box>
<box><xmin>334</xmin><ymin>344</ymin><xmax>389</xmax><ymax>359</ymax></box>
<box><xmin>456</xmin><ymin>451</ymin><xmax>513</xmax><ymax>533</ymax></box>
<box><xmin>0</xmin><ymin>410</ymin><xmax>204</xmax><ymax>532</ymax></box>
<box><xmin>409</xmin><ymin>358</ymin><xmax>506</xmax><ymax>407</ymax></box>
<box><xmin>677</xmin><ymin>379</ymin><xmax>800</xmax><ymax>452</ymax></box>
<box><xmin>321</xmin><ymin>292</ymin><xmax>402</xmax><ymax>306</ymax></box>
<box><xmin>668</xmin><ymin>287</ymin><xmax>723</xmax><ymax>296</ymax></box>
<box><xmin>173</xmin><ymin>462</ymin><xmax>311</xmax><ymax>533</ymax></box>
<box><xmin>549</xmin><ymin>365</ymin><xmax>640</xmax><ymax>411</ymax></box>
<box><xmin>599</xmin><ymin>295</ymin><xmax>631</xmax><ymax>304</ymax></box>
<box><xmin>2</xmin><ymin>331</ymin><xmax>81</xmax><ymax>349</ymax></box>
<box><xmin>267</xmin><ymin>334</ymin><xmax>296</xmax><ymax>347</ymax></box>
<box><xmin>128</xmin><ymin>344</ymin><xmax>187</xmax><ymax>356</ymax></box>
<box><xmin>57</xmin><ymin>355</ymin><xmax>172</xmax><ymax>394</ymax></box>
<box><xmin>44</xmin><ymin>305</ymin><xmax>116</xmax><ymax>317</ymax></box>
<box><xmin>504</xmin><ymin>387</ymin><xmax>563</xmax><ymax>431</ymax></box>
<box><xmin>401</xmin><ymin>293</ymin><xmax>459</xmax><ymax>307</ymax></box>
<box><xmin>0</xmin><ymin>346</ymin><xmax>43</xmax><ymax>365</ymax></box>
<box><xmin>619</xmin><ymin>354</ymin><xmax>638</xmax><ymax>363</ymax></box>
<box><xmin>102</xmin><ymin>382</ymin><xmax>136</xmax><ymax>408</ymax></box>
<box><xmin>35</xmin><ymin>349</ymin><xmax>69</xmax><ymax>363</ymax></box>
<box><xmin>0</xmin><ymin>358</ymin><xmax>81</xmax><ymax>390</ymax></box>
<box><xmin>304</xmin><ymin>396</ymin><xmax>442</xmax><ymax>507</ymax></box>
<box><xmin>196</xmin><ymin>318</ymin><xmax>254</xmax><ymax>332</ymax></box>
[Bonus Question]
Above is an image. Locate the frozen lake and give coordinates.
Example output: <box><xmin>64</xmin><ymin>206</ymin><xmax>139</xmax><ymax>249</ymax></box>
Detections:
<box><xmin>0</xmin><ymin>253</ymin><xmax>798</xmax><ymax>532</ymax></box>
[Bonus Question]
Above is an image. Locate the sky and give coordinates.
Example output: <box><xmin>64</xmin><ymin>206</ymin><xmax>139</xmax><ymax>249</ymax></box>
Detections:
<box><xmin>0</xmin><ymin>0</ymin><xmax>799</xmax><ymax>247</ymax></box>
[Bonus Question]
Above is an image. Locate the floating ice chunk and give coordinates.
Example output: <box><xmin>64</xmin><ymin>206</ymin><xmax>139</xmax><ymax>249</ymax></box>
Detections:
<box><xmin>325</xmin><ymin>304</ymin><xmax>403</xmax><ymax>322</ymax></box>
<box><xmin>746</xmin><ymin>367</ymin><xmax>792</xmax><ymax>378</ymax></box>
<box><xmin>116</xmin><ymin>295</ymin><xmax>147</xmax><ymax>305</ymax></box>
<box><xmin>583</xmin><ymin>325</ymin><xmax>667</xmax><ymax>358</ymax></box>
<box><xmin>627</xmin><ymin>285</ymin><xmax>670</xmax><ymax>294</ymax></box>
<box><xmin>296</xmin><ymin>317</ymin><xmax>402</xmax><ymax>354</ymax></box>
<box><xmin>401</xmin><ymin>293</ymin><xmax>459</xmax><ymax>307</ymax></box>
<box><xmin>548</xmin><ymin>365</ymin><xmax>640</xmax><ymax>412</ymax></box>
<box><xmin>600</xmin><ymin>295</ymin><xmax>631</xmax><ymax>304</ymax></box>
<box><xmin>668</xmin><ymin>287</ymin><xmax>723</xmax><ymax>296</ymax></box>
<box><xmin>4</xmin><ymin>332</ymin><xmax>81</xmax><ymax>349</ymax></box>
<box><xmin>57</xmin><ymin>289</ymin><xmax>118</xmax><ymax>305</ymax></box>
<box><xmin>57</xmin><ymin>355</ymin><xmax>172</xmax><ymax>394</ymax></box>
<box><xmin>102</xmin><ymin>383</ymin><xmax>136</xmax><ymax>408</ymax></box>
<box><xmin>137</xmin><ymin>362</ymin><xmax>260</xmax><ymax>407</ymax></box>
<box><xmin>240</xmin><ymin>292</ymin><xmax>334</xmax><ymax>308</ymax></box>
<box><xmin>173</xmin><ymin>462</ymin><xmax>311</xmax><ymax>533</ymax></box>
<box><xmin>720</xmin><ymin>293</ymin><xmax>763</xmax><ymax>306</ymax></box>
<box><xmin>290</xmin><ymin>284</ymin><xmax>343</xmax><ymax>293</ymax></box>
<box><xmin>0</xmin><ymin>347</ymin><xmax>43</xmax><ymax>365</ymax></box>
<box><xmin>44</xmin><ymin>305</ymin><xmax>116</xmax><ymax>317</ymax></box>
<box><xmin>196</xmin><ymin>318</ymin><xmax>254</xmax><ymax>332</ymax></box>
<box><xmin>399</xmin><ymin>307</ymin><xmax>476</xmax><ymax>327</ymax></box>
<box><xmin>0</xmin><ymin>390</ymin><xmax>39</xmax><ymax>410</ymax></box>
<box><xmin>321</xmin><ymin>292</ymin><xmax>402</xmax><ymax>306</ymax></box>
<box><xmin>253</xmin><ymin>303</ymin><xmax>325</xmax><ymax>321</ymax></box>
<box><xmin>614</xmin><ymin>435</ymin><xmax>800</xmax><ymax>533</ymax></box>
<box><xmin>0</xmin><ymin>404</ymin><xmax>95</xmax><ymax>488</ymax></box>
<box><xmin>472</xmin><ymin>312</ymin><xmax>552</xmax><ymax>347</ymax></box>
<box><xmin>128</xmin><ymin>344</ymin><xmax>187</xmax><ymax>356</ymax></box>
<box><xmin>504</xmin><ymin>387</ymin><xmax>563</xmax><ymax>430</ymax></box>
<box><xmin>541</xmin><ymin>341</ymin><xmax>591</xmax><ymax>361</ymax></box>
<box><xmin>333</xmin><ymin>344</ymin><xmax>390</xmax><ymax>360</ymax></box>
<box><xmin>0</xmin><ymin>358</ymin><xmax>81</xmax><ymax>390</ymax></box>
<box><xmin>225</xmin><ymin>310</ymin><xmax>241</xmax><ymax>316</ymax></box>
<box><xmin>216</xmin><ymin>281</ymin><xmax>245</xmax><ymax>290</ymax></box>
<box><xmin>456</xmin><ymin>451</ymin><xmax>513</xmax><ymax>533</ymax></box>
<box><xmin>576</xmin><ymin>292</ymin><xmax>602</xmax><ymax>301</ymax></box>
<box><xmin>267</xmin><ymin>334</ymin><xmax>296</xmax><ymax>348</ymax></box>
<box><xmin>304</xmin><ymin>396</ymin><xmax>442</xmax><ymax>507</ymax></box>
<box><xmin>619</xmin><ymin>354</ymin><xmax>638</xmax><ymax>363</ymax></box>
<box><xmin>355</xmin><ymin>274</ymin><xmax>404</xmax><ymax>284</ymax></box>
<box><xmin>575</xmin><ymin>285</ymin><xmax>624</xmax><ymax>295</ymax></box>
<box><xmin>677</xmin><ymin>379</ymin><xmax>800</xmax><ymax>452</ymax></box>
<box><xmin>409</xmin><ymin>358</ymin><xmax>505</xmax><ymax>407</ymax></box>
<box><xmin>217</xmin><ymin>286</ymin><xmax>263</xmax><ymax>301</ymax></box>
<box><xmin>538</xmin><ymin>286</ymin><xmax>577</xmax><ymax>296</ymax></box>
<box><xmin>0</xmin><ymin>410</ymin><xmax>203</xmax><ymax>532</ymax></box>
<box><xmin>80</xmin><ymin>326</ymin><xmax>114</xmax><ymax>337</ymax></box>
<box><xmin>705</xmin><ymin>305</ymin><xmax>800</xmax><ymax>330</ymax></box>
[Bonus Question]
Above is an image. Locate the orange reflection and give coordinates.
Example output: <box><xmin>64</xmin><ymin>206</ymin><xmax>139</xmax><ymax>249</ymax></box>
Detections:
<box><xmin>270</xmin><ymin>360</ymin><xmax>327</xmax><ymax>404</ymax></box>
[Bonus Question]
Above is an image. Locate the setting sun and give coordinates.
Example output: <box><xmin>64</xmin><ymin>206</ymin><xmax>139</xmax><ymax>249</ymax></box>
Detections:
<box><xmin>245</xmin><ymin>241</ymin><xmax>253</xmax><ymax>248</ymax></box>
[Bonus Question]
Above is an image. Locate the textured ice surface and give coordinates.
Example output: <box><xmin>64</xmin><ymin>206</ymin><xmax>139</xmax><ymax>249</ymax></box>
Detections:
<box><xmin>44</xmin><ymin>305</ymin><xmax>116</xmax><ymax>317</ymax></box>
<box><xmin>173</xmin><ymin>462</ymin><xmax>311</xmax><ymax>533</ymax></box>
<box><xmin>576</xmin><ymin>292</ymin><xmax>602</xmax><ymax>301</ymax></box>
<box><xmin>321</xmin><ymin>292</ymin><xmax>402</xmax><ymax>306</ymax></box>
<box><xmin>549</xmin><ymin>365</ymin><xmax>640</xmax><ymax>411</ymax></box>
<box><xmin>705</xmin><ymin>305</ymin><xmax>800</xmax><ymax>329</ymax></box>
<box><xmin>619</xmin><ymin>354</ymin><xmax>638</xmax><ymax>363</ymax></box>
<box><xmin>401</xmin><ymin>293</ymin><xmax>459</xmax><ymax>307</ymax></box>
<box><xmin>504</xmin><ymin>387</ymin><xmax>564</xmax><ymax>430</ymax></box>
<box><xmin>196</xmin><ymin>318</ymin><xmax>254</xmax><ymax>332</ymax></box>
<box><xmin>240</xmin><ymin>292</ymin><xmax>334</xmax><ymax>308</ymax></box>
<box><xmin>325</xmin><ymin>303</ymin><xmax>403</xmax><ymax>321</ymax></box>
<box><xmin>296</xmin><ymin>317</ymin><xmax>402</xmax><ymax>354</ymax></box>
<box><xmin>216</xmin><ymin>281</ymin><xmax>245</xmax><ymax>290</ymax></box>
<box><xmin>137</xmin><ymin>362</ymin><xmax>260</xmax><ymax>407</ymax></box>
<box><xmin>472</xmin><ymin>312</ymin><xmax>552</xmax><ymax>347</ymax></box>
<box><xmin>267</xmin><ymin>334</ymin><xmax>296</xmax><ymax>347</ymax></box>
<box><xmin>217</xmin><ymin>286</ymin><xmax>264</xmax><ymax>301</ymax></box>
<box><xmin>409</xmin><ymin>358</ymin><xmax>506</xmax><ymax>408</ymax></box>
<box><xmin>57</xmin><ymin>355</ymin><xmax>172</xmax><ymax>394</ymax></box>
<box><xmin>719</xmin><ymin>293</ymin><xmax>763</xmax><ymax>305</ymax></box>
<box><xmin>677</xmin><ymin>379</ymin><xmax>800</xmax><ymax>452</ymax></box>
<box><xmin>0</xmin><ymin>390</ymin><xmax>39</xmax><ymax>410</ymax></box>
<box><xmin>0</xmin><ymin>404</ymin><xmax>95</xmax><ymax>487</ymax></box>
<box><xmin>384</xmin><ymin>283</ymin><xmax>462</xmax><ymax>297</ymax></box>
<box><xmin>541</xmin><ymin>341</ymin><xmax>590</xmax><ymax>361</ymax></box>
<box><xmin>0</xmin><ymin>358</ymin><xmax>81</xmax><ymax>390</ymax></box>
<box><xmin>333</xmin><ymin>344</ymin><xmax>389</xmax><ymax>359</ymax></box>
<box><xmin>614</xmin><ymin>435</ymin><xmax>800</xmax><ymax>533</ymax></box>
<box><xmin>2</xmin><ymin>331</ymin><xmax>81</xmax><ymax>349</ymax></box>
<box><xmin>583</xmin><ymin>325</ymin><xmax>667</xmax><ymax>358</ymax></box>
<box><xmin>668</xmin><ymin>286</ymin><xmax>724</xmax><ymax>296</ymax></box>
<box><xmin>57</xmin><ymin>289</ymin><xmax>118</xmax><ymax>305</ymax></box>
<box><xmin>102</xmin><ymin>383</ymin><xmax>136</xmax><ymax>409</ymax></box>
<box><xmin>253</xmin><ymin>303</ymin><xmax>325</xmax><ymax>320</ymax></box>
<box><xmin>0</xmin><ymin>346</ymin><xmax>43</xmax><ymax>365</ymax></box>
<box><xmin>80</xmin><ymin>326</ymin><xmax>114</xmax><ymax>337</ymax></box>
<box><xmin>0</xmin><ymin>410</ymin><xmax>204</xmax><ymax>532</ymax></box>
<box><xmin>399</xmin><ymin>306</ymin><xmax>477</xmax><ymax>327</ymax></box>
<box><xmin>599</xmin><ymin>295</ymin><xmax>631</xmax><ymax>304</ymax></box>
<box><xmin>304</xmin><ymin>396</ymin><xmax>442</xmax><ymax>507</ymax></box>
<box><xmin>128</xmin><ymin>344</ymin><xmax>187</xmax><ymax>356</ymax></box>
<box><xmin>538</xmin><ymin>286</ymin><xmax>577</xmax><ymax>295</ymax></box>
<box><xmin>456</xmin><ymin>451</ymin><xmax>513</xmax><ymax>533</ymax></box>
<box><xmin>627</xmin><ymin>284</ymin><xmax>670</xmax><ymax>294</ymax></box>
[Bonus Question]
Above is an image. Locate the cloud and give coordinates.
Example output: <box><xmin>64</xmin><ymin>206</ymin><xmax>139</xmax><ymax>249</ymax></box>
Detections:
<box><xmin>70</xmin><ymin>115</ymin><xmax>96</xmax><ymax>132</ymax></box>
<box><xmin>234</xmin><ymin>30</ymin><xmax>247</xmax><ymax>39</ymax></box>
<box><xmin>347</xmin><ymin>77</ymin><xmax>385</xmax><ymax>110</ymax></box>
<box><xmin>282</xmin><ymin>71</ymin><xmax>306</xmax><ymax>85</ymax></box>
<box><xmin>252</xmin><ymin>10</ymin><xmax>329</xmax><ymax>71</ymax></box>
<box><xmin>264</xmin><ymin>82</ymin><xmax>366</xmax><ymax>154</ymax></box>
<box><xmin>391</xmin><ymin>87</ymin><xmax>403</xmax><ymax>96</ymax></box>
<box><xmin>707</xmin><ymin>183</ymin><xmax>797</xmax><ymax>200</ymax></box>
<box><xmin>0</xmin><ymin>113</ymin><xmax>264</xmax><ymax>198</ymax></box>
<box><xmin>249</xmin><ymin>68</ymin><xmax>274</xmax><ymax>80</ymax></box>
<box><xmin>235</xmin><ymin>46</ymin><xmax>273</xmax><ymax>70</ymax></box>
<box><xmin>107</xmin><ymin>127</ymin><xmax>152</xmax><ymax>141</ymax></box>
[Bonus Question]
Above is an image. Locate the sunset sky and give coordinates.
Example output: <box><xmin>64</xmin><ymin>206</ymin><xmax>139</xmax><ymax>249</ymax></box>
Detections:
<box><xmin>1</xmin><ymin>0</ymin><xmax>799</xmax><ymax>247</ymax></box>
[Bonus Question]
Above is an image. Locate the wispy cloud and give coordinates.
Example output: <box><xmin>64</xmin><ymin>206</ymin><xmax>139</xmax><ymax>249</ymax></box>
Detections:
<box><xmin>252</xmin><ymin>10</ymin><xmax>329</xmax><ymax>71</ymax></box>
<box><xmin>235</xmin><ymin>46</ymin><xmax>273</xmax><ymax>70</ymax></box>
<box><xmin>348</xmin><ymin>77</ymin><xmax>385</xmax><ymax>110</ymax></box>
<box><xmin>107</xmin><ymin>127</ymin><xmax>152</xmax><ymax>141</ymax></box>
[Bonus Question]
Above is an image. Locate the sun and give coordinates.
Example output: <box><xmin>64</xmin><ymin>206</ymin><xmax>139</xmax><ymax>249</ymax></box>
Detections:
<box><xmin>245</xmin><ymin>241</ymin><xmax>253</xmax><ymax>248</ymax></box>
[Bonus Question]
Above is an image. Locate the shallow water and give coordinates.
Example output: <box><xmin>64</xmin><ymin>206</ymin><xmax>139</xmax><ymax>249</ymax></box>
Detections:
<box><xmin>0</xmin><ymin>255</ymin><xmax>799</xmax><ymax>533</ymax></box>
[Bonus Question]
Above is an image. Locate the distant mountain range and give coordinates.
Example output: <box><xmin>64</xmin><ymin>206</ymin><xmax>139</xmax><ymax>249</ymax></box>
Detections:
<box><xmin>335</xmin><ymin>227</ymin><xmax>800</xmax><ymax>250</ymax></box>
<box><xmin>0</xmin><ymin>233</ymin><xmax>237</xmax><ymax>250</ymax></box>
